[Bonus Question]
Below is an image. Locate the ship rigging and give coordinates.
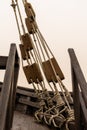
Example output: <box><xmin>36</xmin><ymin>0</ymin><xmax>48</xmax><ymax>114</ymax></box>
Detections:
<box><xmin>11</xmin><ymin>0</ymin><xmax>75</xmax><ymax>129</ymax></box>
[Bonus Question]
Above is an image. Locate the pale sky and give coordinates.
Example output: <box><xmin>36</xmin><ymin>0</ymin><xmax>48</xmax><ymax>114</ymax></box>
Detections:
<box><xmin>0</xmin><ymin>0</ymin><xmax>87</xmax><ymax>90</ymax></box>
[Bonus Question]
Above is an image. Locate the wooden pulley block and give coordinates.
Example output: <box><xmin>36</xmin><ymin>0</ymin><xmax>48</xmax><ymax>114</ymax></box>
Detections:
<box><xmin>51</xmin><ymin>58</ymin><xmax>64</xmax><ymax>80</ymax></box>
<box><xmin>25</xmin><ymin>2</ymin><xmax>35</xmax><ymax>21</ymax></box>
<box><xmin>19</xmin><ymin>44</ymin><xmax>30</xmax><ymax>60</ymax></box>
<box><xmin>23</xmin><ymin>63</ymin><xmax>43</xmax><ymax>84</ymax></box>
<box><xmin>21</xmin><ymin>33</ymin><xmax>33</xmax><ymax>50</ymax></box>
<box><xmin>25</xmin><ymin>18</ymin><xmax>37</xmax><ymax>34</ymax></box>
<box><xmin>42</xmin><ymin>58</ymin><xmax>64</xmax><ymax>82</ymax></box>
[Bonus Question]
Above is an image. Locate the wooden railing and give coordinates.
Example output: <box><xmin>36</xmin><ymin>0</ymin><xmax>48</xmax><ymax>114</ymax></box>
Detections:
<box><xmin>68</xmin><ymin>49</ymin><xmax>87</xmax><ymax>130</ymax></box>
<box><xmin>0</xmin><ymin>44</ymin><xmax>20</xmax><ymax>130</ymax></box>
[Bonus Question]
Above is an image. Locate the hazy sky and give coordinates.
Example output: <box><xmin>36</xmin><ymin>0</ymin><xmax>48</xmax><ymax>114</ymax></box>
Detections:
<box><xmin>0</xmin><ymin>0</ymin><xmax>87</xmax><ymax>90</ymax></box>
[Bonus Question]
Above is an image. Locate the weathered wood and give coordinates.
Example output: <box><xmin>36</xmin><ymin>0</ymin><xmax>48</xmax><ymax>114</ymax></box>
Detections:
<box><xmin>17</xmin><ymin>88</ymin><xmax>37</xmax><ymax>98</ymax></box>
<box><xmin>18</xmin><ymin>97</ymin><xmax>40</xmax><ymax>108</ymax></box>
<box><xmin>79</xmin><ymin>92</ymin><xmax>87</xmax><ymax>129</ymax></box>
<box><xmin>0</xmin><ymin>56</ymin><xmax>8</xmax><ymax>69</ymax></box>
<box><xmin>68</xmin><ymin>48</ymin><xmax>87</xmax><ymax>130</ymax></box>
<box><xmin>71</xmin><ymin>67</ymin><xmax>81</xmax><ymax>130</ymax></box>
<box><xmin>0</xmin><ymin>44</ymin><xmax>20</xmax><ymax>130</ymax></box>
<box><xmin>68</xmin><ymin>49</ymin><xmax>87</xmax><ymax>107</ymax></box>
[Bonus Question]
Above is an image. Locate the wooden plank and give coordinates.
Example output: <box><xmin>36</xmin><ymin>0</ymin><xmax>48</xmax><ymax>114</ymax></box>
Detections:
<box><xmin>17</xmin><ymin>88</ymin><xmax>37</xmax><ymax>98</ymax></box>
<box><xmin>68</xmin><ymin>49</ymin><xmax>87</xmax><ymax>107</ymax></box>
<box><xmin>0</xmin><ymin>44</ymin><xmax>20</xmax><ymax>130</ymax></box>
<box><xmin>68</xmin><ymin>48</ymin><xmax>87</xmax><ymax>130</ymax></box>
<box><xmin>18</xmin><ymin>97</ymin><xmax>40</xmax><ymax>108</ymax></box>
<box><xmin>0</xmin><ymin>56</ymin><xmax>8</xmax><ymax>69</ymax></box>
<box><xmin>79</xmin><ymin>92</ymin><xmax>87</xmax><ymax>129</ymax></box>
<box><xmin>71</xmin><ymin>67</ymin><xmax>81</xmax><ymax>130</ymax></box>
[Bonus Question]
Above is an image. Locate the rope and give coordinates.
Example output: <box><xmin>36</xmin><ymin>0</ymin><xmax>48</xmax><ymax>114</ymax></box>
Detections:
<box><xmin>34</xmin><ymin>32</ymin><xmax>46</xmax><ymax>61</ymax></box>
<box><xmin>11</xmin><ymin>0</ymin><xmax>21</xmax><ymax>37</ymax></box>
<box><xmin>15</xmin><ymin>0</ymin><xmax>26</xmax><ymax>34</ymax></box>
<box><xmin>65</xmin><ymin>109</ymin><xmax>75</xmax><ymax>130</ymax></box>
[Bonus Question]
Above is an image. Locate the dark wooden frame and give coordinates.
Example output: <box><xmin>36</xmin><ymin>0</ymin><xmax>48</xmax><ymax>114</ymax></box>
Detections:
<box><xmin>0</xmin><ymin>44</ymin><xmax>20</xmax><ymax>130</ymax></box>
<box><xmin>68</xmin><ymin>49</ymin><xmax>87</xmax><ymax>130</ymax></box>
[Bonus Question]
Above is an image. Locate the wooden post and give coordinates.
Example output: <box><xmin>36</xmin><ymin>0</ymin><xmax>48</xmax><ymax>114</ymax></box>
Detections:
<box><xmin>71</xmin><ymin>66</ymin><xmax>81</xmax><ymax>130</ymax></box>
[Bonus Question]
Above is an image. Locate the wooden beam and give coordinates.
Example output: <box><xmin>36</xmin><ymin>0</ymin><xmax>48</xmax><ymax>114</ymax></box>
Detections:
<box><xmin>0</xmin><ymin>44</ymin><xmax>20</xmax><ymax>130</ymax></box>
<box><xmin>68</xmin><ymin>49</ymin><xmax>87</xmax><ymax>107</ymax></box>
<box><xmin>0</xmin><ymin>56</ymin><xmax>8</xmax><ymax>69</ymax></box>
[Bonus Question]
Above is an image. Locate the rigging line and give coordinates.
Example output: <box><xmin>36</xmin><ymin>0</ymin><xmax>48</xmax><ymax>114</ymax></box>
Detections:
<box><xmin>15</xmin><ymin>0</ymin><xmax>26</xmax><ymax>34</ymax></box>
<box><xmin>34</xmin><ymin>30</ymin><xmax>46</xmax><ymax>61</ymax></box>
<box><xmin>31</xmin><ymin>52</ymin><xmax>59</xmax><ymax>109</ymax></box>
<box><xmin>37</xmin><ymin>29</ymin><xmax>71</xmax><ymax>109</ymax></box>
<box><xmin>56</xmin><ymin>75</ymin><xmax>73</xmax><ymax>103</ymax></box>
<box><xmin>32</xmin><ymin>31</ymin><xmax>42</xmax><ymax>64</ymax></box>
<box><xmin>31</xmin><ymin>21</ymin><xmax>70</xmax><ymax>127</ymax></box>
<box><xmin>22</xmin><ymin>0</ymin><xmax>25</xmax><ymax>5</ymax></box>
<box><xmin>31</xmin><ymin>12</ymin><xmax>72</xmax><ymax>110</ymax></box>
<box><xmin>36</xmin><ymin>28</ymin><xmax>52</xmax><ymax>61</ymax></box>
<box><xmin>37</xmin><ymin>26</ymin><xmax>72</xmax><ymax>108</ymax></box>
<box><xmin>61</xmin><ymin>83</ymin><xmax>73</xmax><ymax>103</ymax></box>
<box><xmin>28</xmin><ymin>37</ymin><xmax>46</xmax><ymax>91</ymax></box>
<box><xmin>28</xmin><ymin>52</ymin><xmax>32</xmax><ymax>64</ymax></box>
<box><xmin>58</xmin><ymin>79</ymin><xmax>71</xmax><ymax>110</ymax></box>
<box><xmin>31</xmin><ymin>29</ymin><xmax>45</xmax><ymax>64</ymax></box>
<box><xmin>22</xmin><ymin>0</ymin><xmax>27</xmax><ymax>5</ymax></box>
<box><xmin>25</xmin><ymin>51</ymin><xmax>31</xmax><ymax>65</ymax></box>
<box><xmin>36</xmin><ymin>29</ymin><xmax>49</xmax><ymax>59</ymax></box>
<box><xmin>31</xmin><ymin>33</ymin><xmax>40</xmax><ymax>64</ymax></box>
<box><xmin>37</xmin><ymin>28</ymin><xmax>54</xmax><ymax>57</ymax></box>
<box><xmin>16</xmin><ymin>0</ymin><xmax>71</xmax><ymax>110</ymax></box>
<box><xmin>30</xmin><ymin>79</ymin><xmax>39</xmax><ymax>95</ymax></box>
<box><xmin>37</xmin><ymin>80</ymin><xmax>55</xmax><ymax>107</ymax></box>
<box><xmin>20</xmin><ymin>1</ymin><xmax>53</xmax><ymax>93</ymax></box>
<box><xmin>48</xmin><ymin>83</ymin><xmax>55</xmax><ymax>92</ymax></box>
<box><xmin>37</xmin><ymin>79</ymin><xmax>45</xmax><ymax>90</ymax></box>
<box><xmin>52</xmin><ymin>81</ymin><xmax>65</xmax><ymax>107</ymax></box>
<box><xmin>22</xmin><ymin>0</ymin><xmax>44</xmax><ymax>71</ymax></box>
<box><xmin>33</xmin><ymin>35</ymin><xmax>45</xmax><ymax>87</ymax></box>
<box><xmin>37</xmin><ymin>83</ymin><xmax>41</xmax><ymax>92</ymax></box>
<box><xmin>31</xmin><ymin>17</ymin><xmax>72</xmax><ymax>102</ymax></box>
<box><xmin>32</xmin><ymin>24</ymin><xmax>61</xmax><ymax>93</ymax></box>
<box><xmin>21</xmin><ymin>0</ymin><xmax>71</xmax><ymax>105</ymax></box>
<box><xmin>52</xmin><ymin>80</ymin><xmax>59</xmax><ymax>93</ymax></box>
<box><xmin>31</xmin><ymin>80</ymin><xmax>45</xmax><ymax>107</ymax></box>
<box><xmin>29</xmin><ymin>50</ymin><xmax>37</xmax><ymax>63</ymax></box>
<box><xmin>11</xmin><ymin>0</ymin><xmax>30</xmax><ymax>66</ymax></box>
<box><xmin>37</xmin><ymin>27</ymin><xmax>71</xmax><ymax>98</ymax></box>
<box><xmin>11</xmin><ymin>0</ymin><xmax>21</xmax><ymax>37</ymax></box>
<box><xmin>31</xmin><ymin>33</ymin><xmax>47</xmax><ymax>87</ymax></box>
<box><xmin>11</xmin><ymin>0</ymin><xmax>30</xmax><ymax>67</ymax></box>
<box><xmin>32</xmin><ymin>25</ymin><xmax>56</xmax><ymax>93</ymax></box>
<box><xmin>33</xmin><ymin>32</ymin><xmax>45</xmax><ymax>62</ymax></box>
